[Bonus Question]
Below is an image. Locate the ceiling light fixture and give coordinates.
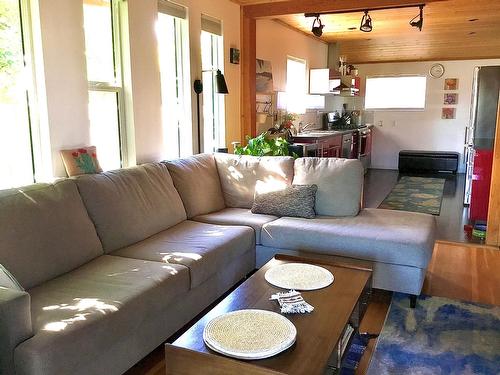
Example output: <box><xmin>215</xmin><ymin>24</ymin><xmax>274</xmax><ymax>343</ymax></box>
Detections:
<box><xmin>305</xmin><ymin>4</ymin><xmax>425</xmax><ymax>35</ymax></box>
<box><xmin>311</xmin><ymin>15</ymin><xmax>325</xmax><ymax>37</ymax></box>
<box><xmin>410</xmin><ymin>5</ymin><xmax>424</xmax><ymax>31</ymax></box>
<box><xmin>360</xmin><ymin>10</ymin><xmax>372</xmax><ymax>32</ymax></box>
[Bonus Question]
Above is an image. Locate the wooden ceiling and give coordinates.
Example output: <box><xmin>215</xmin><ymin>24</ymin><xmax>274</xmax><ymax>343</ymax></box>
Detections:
<box><xmin>232</xmin><ymin>0</ymin><xmax>500</xmax><ymax>63</ymax></box>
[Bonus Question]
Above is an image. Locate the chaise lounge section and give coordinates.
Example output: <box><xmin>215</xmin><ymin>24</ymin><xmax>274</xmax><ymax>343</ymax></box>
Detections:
<box><xmin>0</xmin><ymin>153</ymin><xmax>435</xmax><ymax>375</ymax></box>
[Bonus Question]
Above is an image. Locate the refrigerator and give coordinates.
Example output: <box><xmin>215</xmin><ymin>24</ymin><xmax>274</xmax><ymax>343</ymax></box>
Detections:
<box><xmin>464</xmin><ymin>66</ymin><xmax>500</xmax><ymax>222</ymax></box>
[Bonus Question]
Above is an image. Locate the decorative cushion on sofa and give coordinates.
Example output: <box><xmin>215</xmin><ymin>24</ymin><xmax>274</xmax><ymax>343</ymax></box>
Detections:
<box><xmin>214</xmin><ymin>153</ymin><xmax>295</xmax><ymax>209</ymax></box>
<box><xmin>74</xmin><ymin>163</ymin><xmax>187</xmax><ymax>253</ymax></box>
<box><xmin>251</xmin><ymin>185</ymin><xmax>317</xmax><ymax>219</ymax></box>
<box><xmin>0</xmin><ymin>263</ymin><xmax>24</xmax><ymax>291</ymax></box>
<box><xmin>165</xmin><ymin>154</ymin><xmax>225</xmax><ymax>218</ymax></box>
<box><xmin>293</xmin><ymin>157</ymin><xmax>364</xmax><ymax>217</ymax></box>
<box><xmin>60</xmin><ymin>146</ymin><xmax>103</xmax><ymax>176</ymax></box>
<box><xmin>0</xmin><ymin>180</ymin><xmax>104</xmax><ymax>289</ymax></box>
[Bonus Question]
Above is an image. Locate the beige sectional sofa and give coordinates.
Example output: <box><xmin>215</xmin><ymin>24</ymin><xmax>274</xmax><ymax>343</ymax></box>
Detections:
<box><xmin>0</xmin><ymin>153</ymin><xmax>435</xmax><ymax>375</ymax></box>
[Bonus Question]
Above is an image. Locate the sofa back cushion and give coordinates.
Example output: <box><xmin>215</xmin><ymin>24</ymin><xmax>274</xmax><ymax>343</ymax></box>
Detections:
<box><xmin>293</xmin><ymin>157</ymin><xmax>364</xmax><ymax>217</ymax></box>
<box><xmin>165</xmin><ymin>154</ymin><xmax>225</xmax><ymax>218</ymax></box>
<box><xmin>214</xmin><ymin>153</ymin><xmax>295</xmax><ymax>209</ymax></box>
<box><xmin>74</xmin><ymin>163</ymin><xmax>187</xmax><ymax>252</ymax></box>
<box><xmin>0</xmin><ymin>180</ymin><xmax>103</xmax><ymax>289</ymax></box>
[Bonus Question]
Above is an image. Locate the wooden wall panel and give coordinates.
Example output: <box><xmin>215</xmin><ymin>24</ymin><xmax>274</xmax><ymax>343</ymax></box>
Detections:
<box><xmin>486</xmin><ymin>98</ymin><xmax>500</xmax><ymax>247</ymax></box>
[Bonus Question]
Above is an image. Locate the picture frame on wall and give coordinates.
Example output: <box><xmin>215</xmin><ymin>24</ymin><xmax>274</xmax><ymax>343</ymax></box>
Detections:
<box><xmin>442</xmin><ymin>108</ymin><xmax>456</xmax><ymax>119</ymax></box>
<box><xmin>256</xmin><ymin>59</ymin><xmax>274</xmax><ymax>94</ymax></box>
<box><xmin>444</xmin><ymin>93</ymin><xmax>458</xmax><ymax>105</ymax></box>
<box><xmin>444</xmin><ymin>78</ymin><xmax>458</xmax><ymax>90</ymax></box>
<box><xmin>230</xmin><ymin>48</ymin><xmax>240</xmax><ymax>64</ymax></box>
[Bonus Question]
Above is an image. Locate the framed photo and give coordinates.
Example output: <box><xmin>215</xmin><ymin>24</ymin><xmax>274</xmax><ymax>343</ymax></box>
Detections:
<box><xmin>442</xmin><ymin>108</ymin><xmax>456</xmax><ymax>119</ymax></box>
<box><xmin>444</xmin><ymin>93</ymin><xmax>458</xmax><ymax>105</ymax></box>
<box><xmin>444</xmin><ymin>78</ymin><xmax>458</xmax><ymax>90</ymax></box>
<box><xmin>230</xmin><ymin>48</ymin><xmax>240</xmax><ymax>64</ymax></box>
<box><xmin>256</xmin><ymin>59</ymin><xmax>274</xmax><ymax>94</ymax></box>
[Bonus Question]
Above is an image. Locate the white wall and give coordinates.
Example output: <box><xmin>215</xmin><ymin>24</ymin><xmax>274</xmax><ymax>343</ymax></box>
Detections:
<box><xmin>36</xmin><ymin>0</ymin><xmax>90</xmax><ymax>178</ymax></box>
<box><xmin>32</xmin><ymin>0</ymin><xmax>240</xmax><ymax>177</ymax></box>
<box><xmin>256</xmin><ymin>20</ymin><xmax>328</xmax><ymax>133</ymax></box>
<box><xmin>356</xmin><ymin>59</ymin><xmax>500</xmax><ymax>172</ymax></box>
<box><xmin>256</xmin><ymin>20</ymin><xmax>328</xmax><ymax>92</ymax></box>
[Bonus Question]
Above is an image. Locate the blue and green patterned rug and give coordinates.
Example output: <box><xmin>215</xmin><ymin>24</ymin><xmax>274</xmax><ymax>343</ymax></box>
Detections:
<box><xmin>379</xmin><ymin>176</ymin><xmax>445</xmax><ymax>215</ymax></box>
<box><xmin>367</xmin><ymin>293</ymin><xmax>500</xmax><ymax>375</ymax></box>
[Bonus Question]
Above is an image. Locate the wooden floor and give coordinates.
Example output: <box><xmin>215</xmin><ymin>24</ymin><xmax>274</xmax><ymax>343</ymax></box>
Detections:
<box><xmin>354</xmin><ymin>241</ymin><xmax>500</xmax><ymax>375</ymax></box>
<box><xmin>126</xmin><ymin>170</ymin><xmax>499</xmax><ymax>375</ymax></box>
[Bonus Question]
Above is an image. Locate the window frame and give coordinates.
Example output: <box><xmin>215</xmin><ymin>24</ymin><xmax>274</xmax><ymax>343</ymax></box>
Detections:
<box><xmin>285</xmin><ymin>55</ymin><xmax>307</xmax><ymax>114</ymax></box>
<box><xmin>84</xmin><ymin>0</ymin><xmax>127</xmax><ymax>169</ymax></box>
<box><xmin>201</xmin><ymin>17</ymin><xmax>225</xmax><ymax>154</ymax></box>
<box><xmin>156</xmin><ymin>4</ymin><xmax>192</xmax><ymax>159</ymax></box>
<box><xmin>364</xmin><ymin>74</ymin><xmax>427</xmax><ymax>111</ymax></box>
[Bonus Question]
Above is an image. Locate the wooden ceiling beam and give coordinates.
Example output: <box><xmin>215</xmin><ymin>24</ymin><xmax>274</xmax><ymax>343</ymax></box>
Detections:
<box><xmin>243</xmin><ymin>0</ymin><xmax>447</xmax><ymax>19</ymax></box>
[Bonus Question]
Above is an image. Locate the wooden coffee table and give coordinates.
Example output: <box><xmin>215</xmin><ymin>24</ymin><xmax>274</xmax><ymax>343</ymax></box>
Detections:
<box><xmin>165</xmin><ymin>254</ymin><xmax>372</xmax><ymax>375</ymax></box>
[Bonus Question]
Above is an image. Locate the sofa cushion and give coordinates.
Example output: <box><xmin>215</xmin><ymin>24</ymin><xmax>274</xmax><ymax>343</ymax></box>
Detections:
<box><xmin>214</xmin><ymin>153</ymin><xmax>295</xmax><ymax>208</ymax></box>
<box><xmin>74</xmin><ymin>163</ymin><xmax>187</xmax><ymax>253</ymax></box>
<box><xmin>15</xmin><ymin>255</ymin><xmax>189</xmax><ymax>375</ymax></box>
<box><xmin>293</xmin><ymin>157</ymin><xmax>364</xmax><ymax>217</ymax></box>
<box><xmin>165</xmin><ymin>154</ymin><xmax>225</xmax><ymax>218</ymax></box>
<box><xmin>0</xmin><ymin>180</ymin><xmax>103</xmax><ymax>289</ymax></box>
<box><xmin>251</xmin><ymin>184</ymin><xmax>317</xmax><ymax>219</ymax></box>
<box><xmin>193</xmin><ymin>208</ymin><xmax>278</xmax><ymax>245</ymax></box>
<box><xmin>261</xmin><ymin>208</ymin><xmax>436</xmax><ymax>269</ymax></box>
<box><xmin>112</xmin><ymin>220</ymin><xmax>255</xmax><ymax>288</ymax></box>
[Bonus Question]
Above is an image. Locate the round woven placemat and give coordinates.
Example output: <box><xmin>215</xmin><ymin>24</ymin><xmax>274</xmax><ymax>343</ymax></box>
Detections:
<box><xmin>265</xmin><ymin>262</ymin><xmax>334</xmax><ymax>290</ymax></box>
<box><xmin>203</xmin><ymin>309</ymin><xmax>296</xmax><ymax>360</ymax></box>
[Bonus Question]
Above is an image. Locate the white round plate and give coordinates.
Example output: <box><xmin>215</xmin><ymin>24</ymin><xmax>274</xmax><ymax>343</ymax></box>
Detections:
<box><xmin>203</xmin><ymin>309</ymin><xmax>296</xmax><ymax>360</ymax></box>
<box><xmin>265</xmin><ymin>262</ymin><xmax>334</xmax><ymax>290</ymax></box>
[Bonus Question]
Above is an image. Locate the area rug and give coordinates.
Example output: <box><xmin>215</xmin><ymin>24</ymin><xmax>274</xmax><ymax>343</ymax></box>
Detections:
<box><xmin>367</xmin><ymin>293</ymin><xmax>500</xmax><ymax>375</ymax></box>
<box><xmin>378</xmin><ymin>176</ymin><xmax>445</xmax><ymax>215</ymax></box>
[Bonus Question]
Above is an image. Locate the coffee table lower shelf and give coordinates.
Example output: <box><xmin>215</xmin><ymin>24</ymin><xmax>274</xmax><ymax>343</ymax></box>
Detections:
<box><xmin>165</xmin><ymin>254</ymin><xmax>372</xmax><ymax>375</ymax></box>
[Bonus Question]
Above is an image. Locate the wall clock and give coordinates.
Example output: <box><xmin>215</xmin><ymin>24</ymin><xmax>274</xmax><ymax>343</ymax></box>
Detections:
<box><xmin>429</xmin><ymin>63</ymin><xmax>445</xmax><ymax>78</ymax></box>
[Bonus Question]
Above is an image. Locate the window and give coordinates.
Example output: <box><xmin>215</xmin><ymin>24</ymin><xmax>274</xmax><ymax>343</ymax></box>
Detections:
<box><xmin>365</xmin><ymin>76</ymin><xmax>427</xmax><ymax>110</ymax></box>
<box><xmin>156</xmin><ymin>1</ymin><xmax>192</xmax><ymax>159</ymax></box>
<box><xmin>83</xmin><ymin>0</ymin><xmax>124</xmax><ymax>171</ymax></box>
<box><xmin>201</xmin><ymin>15</ymin><xmax>225</xmax><ymax>153</ymax></box>
<box><xmin>286</xmin><ymin>57</ymin><xmax>307</xmax><ymax>114</ymax></box>
<box><xmin>0</xmin><ymin>0</ymin><xmax>36</xmax><ymax>189</ymax></box>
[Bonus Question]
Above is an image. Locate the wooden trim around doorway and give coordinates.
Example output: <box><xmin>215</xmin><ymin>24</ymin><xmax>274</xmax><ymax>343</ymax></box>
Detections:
<box><xmin>486</xmin><ymin>97</ymin><xmax>500</xmax><ymax>247</ymax></box>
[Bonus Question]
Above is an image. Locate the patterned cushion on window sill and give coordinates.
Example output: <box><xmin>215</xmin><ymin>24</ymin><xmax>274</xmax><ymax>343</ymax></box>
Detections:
<box><xmin>60</xmin><ymin>146</ymin><xmax>103</xmax><ymax>177</ymax></box>
<box><xmin>251</xmin><ymin>184</ymin><xmax>317</xmax><ymax>219</ymax></box>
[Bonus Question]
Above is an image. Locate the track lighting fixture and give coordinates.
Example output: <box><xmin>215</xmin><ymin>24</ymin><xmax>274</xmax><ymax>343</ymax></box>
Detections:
<box><xmin>410</xmin><ymin>5</ymin><xmax>424</xmax><ymax>31</ymax></box>
<box><xmin>311</xmin><ymin>15</ymin><xmax>325</xmax><ymax>37</ymax></box>
<box><xmin>359</xmin><ymin>11</ymin><xmax>372</xmax><ymax>32</ymax></box>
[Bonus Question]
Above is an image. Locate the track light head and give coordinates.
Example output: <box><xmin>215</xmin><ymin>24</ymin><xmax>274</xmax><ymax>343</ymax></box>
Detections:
<box><xmin>311</xmin><ymin>15</ymin><xmax>325</xmax><ymax>37</ymax></box>
<box><xmin>410</xmin><ymin>5</ymin><xmax>424</xmax><ymax>31</ymax></box>
<box><xmin>360</xmin><ymin>11</ymin><xmax>372</xmax><ymax>32</ymax></box>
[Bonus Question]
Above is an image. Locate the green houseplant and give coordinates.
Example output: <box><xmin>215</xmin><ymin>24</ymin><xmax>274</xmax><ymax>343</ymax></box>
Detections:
<box><xmin>234</xmin><ymin>132</ymin><xmax>290</xmax><ymax>156</ymax></box>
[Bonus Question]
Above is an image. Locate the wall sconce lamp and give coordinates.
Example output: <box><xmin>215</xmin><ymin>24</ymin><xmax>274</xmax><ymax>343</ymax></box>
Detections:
<box><xmin>410</xmin><ymin>5</ymin><xmax>424</xmax><ymax>31</ymax></box>
<box><xmin>193</xmin><ymin>69</ymin><xmax>228</xmax><ymax>153</ymax></box>
<box><xmin>359</xmin><ymin>11</ymin><xmax>373</xmax><ymax>32</ymax></box>
<box><xmin>311</xmin><ymin>15</ymin><xmax>325</xmax><ymax>37</ymax></box>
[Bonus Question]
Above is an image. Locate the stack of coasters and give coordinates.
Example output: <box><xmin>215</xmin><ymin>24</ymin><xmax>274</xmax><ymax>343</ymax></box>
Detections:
<box><xmin>270</xmin><ymin>290</ymin><xmax>314</xmax><ymax>314</ymax></box>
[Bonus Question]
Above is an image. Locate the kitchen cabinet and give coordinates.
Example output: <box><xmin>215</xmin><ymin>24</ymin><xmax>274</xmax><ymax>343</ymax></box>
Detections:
<box><xmin>309</xmin><ymin>68</ymin><xmax>360</xmax><ymax>96</ymax></box>
<box><xmin>291</xmin><ymin>133</ymin><xmax>342</xmax><ymax>158</ymax></box>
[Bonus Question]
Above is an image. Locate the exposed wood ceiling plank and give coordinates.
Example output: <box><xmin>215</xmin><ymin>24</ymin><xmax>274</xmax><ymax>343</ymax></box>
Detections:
<box><xmin>243</xmin><ymin>0</ymin><xmax>446</xmax><ymax>19</ymax></box>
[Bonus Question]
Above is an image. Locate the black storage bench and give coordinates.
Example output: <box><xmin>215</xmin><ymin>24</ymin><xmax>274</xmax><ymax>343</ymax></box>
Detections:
<box><xmin>399</xmin><ymin>150</ymin><xmax>459</xmax><ymax>173</ymax></box>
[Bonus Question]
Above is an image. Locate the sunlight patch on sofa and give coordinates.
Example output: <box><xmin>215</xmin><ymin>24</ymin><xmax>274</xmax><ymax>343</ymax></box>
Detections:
<box><xmin>162</xmin><ymin>265</ymin><xmax>179</xmax><ymax>275</ymax></box>
<box><xmin>42</xmin><ymin>298</ymin><xmax>119</xmax><ymax>332</ymax></box>
<box><xmin>162</xmin><ymin>252</ymin><xmax>202</xmax><ymax>263</ymax></box>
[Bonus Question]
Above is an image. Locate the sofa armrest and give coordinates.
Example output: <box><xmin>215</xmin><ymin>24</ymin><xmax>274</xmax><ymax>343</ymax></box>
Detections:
<box><xmin>0</xmin><ymin>287</ymin><xmax>33</xmax><ymax>375</ymax></box>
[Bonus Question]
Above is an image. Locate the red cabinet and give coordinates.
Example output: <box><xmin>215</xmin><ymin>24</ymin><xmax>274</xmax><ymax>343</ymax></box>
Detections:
<box><xmin>469</xmin><ymin>149</ymin><xmax>493</xmax><ymax>221</ymax></box>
